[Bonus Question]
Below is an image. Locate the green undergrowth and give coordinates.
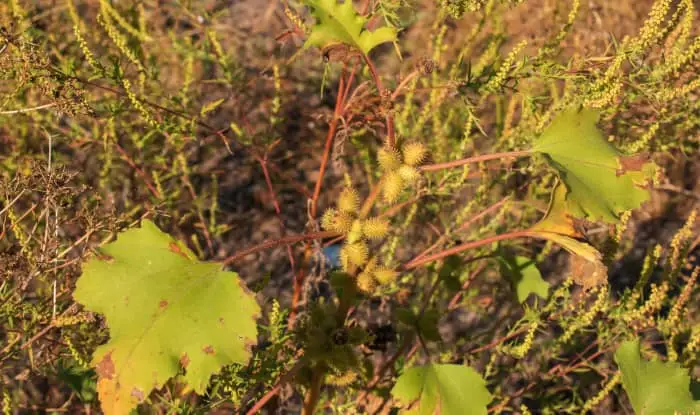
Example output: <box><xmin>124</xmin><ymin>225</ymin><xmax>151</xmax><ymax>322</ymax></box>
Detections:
<box><xmin>0</xmin><ymin>0</ymin><xmax>698</xmax><ymax>414</ymax></box>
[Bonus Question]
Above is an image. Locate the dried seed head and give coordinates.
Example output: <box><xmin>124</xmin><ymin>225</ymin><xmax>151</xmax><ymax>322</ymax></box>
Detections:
<box><xmin>377</xmin><ymin>146</ymin><xmax>402</xmax><ymax>172</ymax></box>
<box><xmin>362</xmin><ymin>217</ymin><xmax>390</xmax><ymax>239</ymax></box>
<box><xmin>338</xmin><ymin>187</ymin><xmax>360</xmax><ymax>213</ymax></box>
<box><xmin>382</xmin><ymin>171</ymin><xmax>404</xmax><ymax>203</ymax></box>
<box><xmin>402</xmin><ymin>142</ymin><xmax>428</xmax><ymax>166</ymax></box>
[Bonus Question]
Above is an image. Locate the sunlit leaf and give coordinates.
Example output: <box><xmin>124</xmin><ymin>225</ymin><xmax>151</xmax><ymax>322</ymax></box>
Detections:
<box><xmin>615</xmin><ymin>339</ymin><xmax>700</xmax><ymax>415</ymax></box>
<box><xmin>303</xmin><ymin>0</ymin><xmax>397</xmax><ymax>56</ymax></box>
<box><xmin>73</xmin><ymin>220</ymin><xmax>260</xmax><ymax>415</ymax></box>
<box><xmin>391</xmin><ymin>363</ymin><xmax>492</xmax><ymax>415</ymax></box>
<box><xmin>532</xmin><ymin>108</ymin><xmax>655</xmax><ymax>224</ymax></box>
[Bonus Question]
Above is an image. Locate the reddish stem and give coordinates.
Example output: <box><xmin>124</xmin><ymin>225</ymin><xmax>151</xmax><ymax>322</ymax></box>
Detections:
<box><xmin>402</xmin><ymin>230</ymin><xmax>535</xmax><ymax>270</ymax></box>
<box><xmin>113</xmin><ymin>143</ymin><xmax>161</xmax><ymax>199</ymax></box>
<box><xmin>310</xmin><ymin>76</ymin><xmax>346</xmax><ymax>218</ymax></box>
<box><xmin>362</xmin><ymin>54</ymin><xmax>395</xmax><ymax>148</ymax></box>
<box><xmin>419</xmin><ymin>150</ymin><xmax>531</xmax><ymax>172</ymax></box>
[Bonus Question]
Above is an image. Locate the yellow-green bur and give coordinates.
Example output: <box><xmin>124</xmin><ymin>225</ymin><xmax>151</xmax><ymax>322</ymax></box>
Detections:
<box><xmin>73</xmin><ymin>220</ymin><xmax>260</xmax><ymax>415</ymax></box>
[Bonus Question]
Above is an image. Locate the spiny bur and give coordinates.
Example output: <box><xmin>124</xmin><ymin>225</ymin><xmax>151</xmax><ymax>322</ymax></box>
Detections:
<box><xmin>382</xmin><ymin>171</ymin><xmax>404</xmax><ymax>203</ymax></box>
<box><xmin>377</xmin><ymin>146</ymin><xmax>402</xmax><ymax>172</ymax></box>
<box><xmin>398</xmin><ymin>165</ymin><xmax>420</xmax><ymax>183</ymax></box>
<box><xmin>373</xmin><ymin>267</ymin><xmax>399</xmax><ymax>285</ymax></box>
<box><xmin>401</xmin><ymin>142</ymin><xmax>427</xmax><ymax>166</ymax></box>
<box><xmin>338</xmin><ymin>187</ymin><xmax>360</xmax><ymax>213</ymax></box>
<box><xmin>341</xmin><ymin>241</ymin><xmax>369</xmax><ymax>269</ymax></box>
<box><xmin>321</xmin><ymin>209</ymin><xmax>353</xmax><ymax>234</ymax></box>
<box><xmin>357</xmin><ymin>271</ymin><xmax>377</xmax><ymax>294</ymax></box>
<box><xmin>362</xmin><ymin>217</ymin><xmax>390</xmax><ymax>239</ymax></box>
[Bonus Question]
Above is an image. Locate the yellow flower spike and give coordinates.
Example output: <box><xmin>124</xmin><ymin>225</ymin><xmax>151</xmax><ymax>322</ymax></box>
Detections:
<box><xmin>338</xmin><ymin>187</ymin><xmax>360</xmax><ymax>213</ymax></box>
<box><xmin>357</xmin><ymin>271</ymin><xmax>377</xmax><ymax>294</ymax></box>
<box><xmin>377</xmin><ymin>146</ymin><xmax>402</xmax><ymax>172</ymax></box>
<box><xmin>362</xmin><ymin>217</ymin><xmax>390</xmax><ymax>239</ymax></box>
<box><xmin>326</xmin><ymin>370</ymin><xmax>358</xmax><ymax>386</ymax></box>
<box><xmin>373</xmin><ymin>267</ymin><xmax>399</xmax><ymax>285</ymax></box>
<box><xmin>343</xmin><ymin>241</ymin><xmax>369</xmax><ymax>267</ymax></box>
<box><xmin>398</xmin><ymin>165</ymin><xmax>420</xmax><ymax>184</ymax></box>
<box><xmin>382</xmin><ymin>171</ymin><xmax>404</xmax><ymax>203</ymax></box>
<box><xmin>401</xmin><ymin>142</ymin><xmax>428</xmax><ymax>166</ymax></box>
<box><xmin>347</xmin><ymin>220</ymin><xmax>364</xmax><ymax>243</ymax></box>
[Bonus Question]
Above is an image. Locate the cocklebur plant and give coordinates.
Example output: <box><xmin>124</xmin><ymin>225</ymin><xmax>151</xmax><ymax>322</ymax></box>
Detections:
<box><xmin>1</xmin><ymin>0</ymin><xmax>698</xmax><ymax>414</ymax></box>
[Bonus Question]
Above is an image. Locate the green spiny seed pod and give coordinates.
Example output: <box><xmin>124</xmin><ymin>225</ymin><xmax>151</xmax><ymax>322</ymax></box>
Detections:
<box><xmin>402</xmin><ymin>142</ymin><xmax>427</xmax><ymax>166</ymax></box>
<box><xmin>362</xmin><ymin>217</ymin><xmax>390</xmax><ymax>239</ymax></box>
<box><xmin>382</xmin><ymin>171</ymin><xmax>404</xmax><ymax>203</ymax></box>
<box><xmin>356</xmin><ymin>271</ymin><xmax>377</xmax><ymax>294</ymax></box>
<box><xmin>377</xmin><ymin>146</ymin><xmax>402</xmax><ymax>172</ymax></box>
<box><xmin>338</xmin><ymin>187</ymin><xmax>360</xmax><ymax>213</ymax></box>
<box><xmin>373</xmin><ymin>267</ymin><xmax>399</xmax><ymax>285</ymax></box>
<box><xmin>398</xmin><ymin>165</ymin><xmax>420</xmax><ymax>183</ymax></box>
<box><xmin>342</xmin><ymin>241</ymin><xmax>369</xmax><ymax>268</ymax></box>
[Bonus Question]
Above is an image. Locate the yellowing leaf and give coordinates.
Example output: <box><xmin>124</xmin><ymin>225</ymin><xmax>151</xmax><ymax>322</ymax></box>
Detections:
<box><xmin>526</xmin><ymin>184</ymin><xmax>607</xmax><ymax>289</ymax></box>
<box><xmin>303</xmin><ymin>0</ymin><xmax>397</xmax><ymax>56</ymax></box>
<box><xmin>391</xmin><ymin>363</ymin><xmax>492</xmax><ymax>415</ymax></box>
<box><xmin>532</xmin><ymin>108</ymin><xmax>655</xmax><ymax>224</ymax></box>
<box><xmin>615</xmin><ymin>339</ymin><xmax>700</xmax><ymax>415</ymax></box>
<box><xmin>73</xmin><ymin>220</ymin><xmax>260</xmax><ymax>415</ymax></box>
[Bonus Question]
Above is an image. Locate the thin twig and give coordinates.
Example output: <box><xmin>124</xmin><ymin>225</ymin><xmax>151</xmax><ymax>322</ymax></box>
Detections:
<box><xmin>310</xmin><ymin>76</ymin><xmax>346</xmax><ymax>218</ymax></box>
<box><xmin>0</xmin><ymin>102</ymin><xmax>57</xmax><ymax>115</ymax></box>
<box><xmin>419</xmin><ymin>150</ymin><xmax>531</xmax><ymax>172</ymax></box>
<box><xmin>220</xmin><ymin>231</ymin><xmax>338</xmax><ymax>265</ymax></box>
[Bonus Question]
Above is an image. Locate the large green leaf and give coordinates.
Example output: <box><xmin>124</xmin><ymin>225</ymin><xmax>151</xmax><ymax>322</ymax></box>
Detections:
<box><xmin>303</xmin><ymin>0</ymin><xmax>397</xmax><ymax>56</ymax></box>
<box><xmin>498</xmin><ymin>255</ymin><xmax>550</xmax><ymax>303</ymax></box>
<box><xmin>391</xmin><ymin>363</ymin><xmax>492</xmax><ymax>415</ymax></box>
<box><xmin>615</xmin><ymin>339</ymin><xmax>700</xmax><ymax>415</ymax></box>
<box><xmin>532</xmin><ymin>108</ymin><xmax>655</xmax><ymax>224</ymax></box>
<box><xmin>73</xmin><ymin>220</ymin><xmax>260</xmax><ymax>415</ymax></box>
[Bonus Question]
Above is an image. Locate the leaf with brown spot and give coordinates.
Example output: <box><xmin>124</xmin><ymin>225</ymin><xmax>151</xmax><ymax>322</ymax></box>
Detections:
<box><xmin>616</xmin><ymin>153</ymin><xmax>651</xmax><ymax>176</ymax></box>
<box><xmin>96</xmin><ymin>352</ymin><xmax>115</xmax><ymax>380</ymax></box>
<box><xmin>180</xmin><ymin>353</ymin><xmax>190</xmax><ymax>369</ymax></box>
<box><xmin>73</xmin><ymin>220</ymin><xmax>260</xmax><ymax>415</ymax></box>
<box><xmin>202</xmin><ymin>345</ymin><xmax>215</xmax><ymax>355</ymax></box>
